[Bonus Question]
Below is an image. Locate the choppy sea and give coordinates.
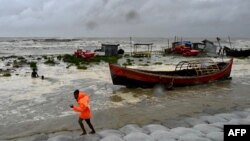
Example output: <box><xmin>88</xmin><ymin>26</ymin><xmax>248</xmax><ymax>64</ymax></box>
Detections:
<box><xmin>0</xmin><ymin>37</ymin><xmax>250</xmax><ymax>139</ymax></box>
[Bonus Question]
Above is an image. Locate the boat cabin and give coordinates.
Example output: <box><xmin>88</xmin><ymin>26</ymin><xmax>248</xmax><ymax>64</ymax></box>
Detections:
<box><xmin>101</xmin><ymin>44</ymin><xmax>120</xmax><ymax>56</ymax></box>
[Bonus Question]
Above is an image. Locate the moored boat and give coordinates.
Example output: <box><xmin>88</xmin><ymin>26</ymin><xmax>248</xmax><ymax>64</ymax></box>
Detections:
<box><xmin>223</xmin><ymin>46</ymin><xmax>250</xmax><ymax>57</ymax></box>
<box><xmin>74</xmin><ymin>49</ymin><xmax>95</xmax><ymax>59</ymax></box>
<box><xmin>109</xmin><ymin>58</ymin><xmax>233</xmax><ymax>88</ymax></box>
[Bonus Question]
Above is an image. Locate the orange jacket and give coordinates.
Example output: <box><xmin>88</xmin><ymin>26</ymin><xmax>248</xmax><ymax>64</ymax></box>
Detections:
<box><xmin>73</xmin><ymin>91</ymin><xmax>91</xmax><ymax>119</ymax></box>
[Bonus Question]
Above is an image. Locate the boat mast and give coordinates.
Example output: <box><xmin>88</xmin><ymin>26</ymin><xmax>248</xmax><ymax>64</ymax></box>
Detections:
<box><xmin>217</xmin><ymin>37</ymin><xmax>224</xmax><ymax>61</ymax></box>
<box><xmin>228</xmin><ymin>36</ymin><xmax>232</xmax><ymax>48</ymax></box>
<box><xmin>130</xmin><ymin>37</ymin><xmax>132</xmax><ymax>56</ymax></box>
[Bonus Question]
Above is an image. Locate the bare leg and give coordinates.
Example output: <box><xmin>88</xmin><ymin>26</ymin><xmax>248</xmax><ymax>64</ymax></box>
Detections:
<box><xmin>78</xmin><ymin>118</ymin><xmax>86</xmax><ymax>135</ymax></box>
<box><xmin>85</xmin><ymin>119</ymin><xmax>96</xmax><ymax>134</ymax></box>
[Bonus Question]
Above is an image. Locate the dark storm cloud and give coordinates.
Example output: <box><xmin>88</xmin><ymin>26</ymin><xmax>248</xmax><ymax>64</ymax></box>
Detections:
<box><xmin>0</xmin><ymin>0</ymin><xmax>249</xmax><ymax>37</ymax></box>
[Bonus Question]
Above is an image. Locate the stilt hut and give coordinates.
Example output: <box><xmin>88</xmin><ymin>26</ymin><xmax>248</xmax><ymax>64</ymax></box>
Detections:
<box><xmin>132</xmin><ymin>43</ymin><xmax>153</xmax><ymax>57</ymax></box>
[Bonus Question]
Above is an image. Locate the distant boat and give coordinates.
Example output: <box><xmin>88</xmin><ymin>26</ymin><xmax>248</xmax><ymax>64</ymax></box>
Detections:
<box><xmin>109</xmin><ymin>58</ymin><xmax>233</xmax><ymax>88</ymax></box>
<box><xmin>223</xmin><ymin>46</ymin><xmax>250</xmax><ymax>57</ymax></box>
<box><xmin>172</xmin><ymin>41</ymin><xmax>200</xmax><ymax>56</ymax></box>
<box><xmin>74</xmin><ymin>49</ymin><xmax>95</xmax><ymax>59</ymax></box>
<box><xmin>165</xmin><ymin>40</ymin><xmax>218</xmax><ymax>57</ymax></box>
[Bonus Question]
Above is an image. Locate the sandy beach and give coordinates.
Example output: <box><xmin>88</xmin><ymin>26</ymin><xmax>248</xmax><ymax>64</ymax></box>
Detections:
<box><xmin>1</xmin><ymin>38</ymin><xmax>250</xmax><ymax>141</ymax></box>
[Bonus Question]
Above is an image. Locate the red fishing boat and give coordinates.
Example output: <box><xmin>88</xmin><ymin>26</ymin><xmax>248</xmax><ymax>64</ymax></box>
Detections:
<box><xmin>183</xmin><ymin>50</ymin><xmax>200</xmax><ymax>56</ymax></box>
<box><xmin>74</xmin><ymin>49</ymin><xmax>95</xmax><ymax>59</ymax></box>
<box><xmin>173</xmin><ymin>41</ymin><xmax>201</xmax><ymax>56</ymax></box>
<box><xmin>109</xmin><ymin>58</ymin><xmax>233</xmax><ymax>88</ymax></box>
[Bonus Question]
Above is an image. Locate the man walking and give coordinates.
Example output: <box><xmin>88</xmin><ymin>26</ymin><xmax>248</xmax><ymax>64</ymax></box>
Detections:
<box><xmin>70</xmin><ymin>90</ymin><xmax>96</xmax><ymax>135</ymax></box>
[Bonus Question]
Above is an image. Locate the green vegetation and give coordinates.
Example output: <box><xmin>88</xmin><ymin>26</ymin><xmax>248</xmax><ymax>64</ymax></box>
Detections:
<box><xmin>62</xmin><ymin>54</ymin><xmax>82</xmax><ymax>66</ymax></box>
<box><xmin>124</xmin><ymin>54</ymin><xmax>130</xmax><ymax>57</ymax></box>
<box><xmin>125</xmin><ymin>58</ymin><xmax>134</xmax><ymax>65</ymax></box>
<box><xmin>238</xmin><ymin>56</ymin><xmax>247</xmax><ymax>59</ymax></box>
<box><xmin>57</xmin><ymin>55</ymin><xmax>62</xmax><ymax>61</ymax></box>
<box><xmin>62</xmin><ymin>54</ymin><xmax>121</xmax><ymax>68</ymax></box>
<box><xmin>154</xmin><ymin>62</ymin><xmax>163</xmax><ymax>65</ymax></box>
<box><xmin>44</xmin><ymin>58</ymin><xmax>57</xmax><ymax>65</ymax></box>
<box><xmin>6</xmin><ymin>62</ymin><xmax>11</xmax><ymax>66</ymax></box>
<box><xmin>91</xmin><ymin>55</ymin><xmax>121</xmax><ymax>64</ymax></box>
<box><xmin>13</xmin><ymin>60</ymin><xmax>19</xmax><ymax>68</ymax></box>
<box><xmin>139</xmin><ymin>63</ymin><xmax>149</xmax><ymax>66</ymax></box>
<box><xmin>126</xmin><ymin>58</ymin><xmax>134</xmax><ymax>62</ymax></box>
<box><xmin>29</xmin><ymin>62</ymin><xmax>37</xmax><ymax>69</ymax></box>
<box><xmin>122</xmin><ymin>62</ymin><xmax>132</xmax><ymax>66</ymax></box>
<box><xmin>42</xmin><ymin>55</ymin><xmax>48</xmax><ymax>59</ymax></box>
<box><xmin>2</xmin><ymin>73</ymin><xmax>11</xmax><ymax>77</ymax></box>
<box><xmin>8</xmin><ymin>55</ymin><xmax>17</xmax><ymax>59</ymax></box>
<box><xmin>13</xmin><ymin>58</ymin><xmax>28</xmax><ymax>68</ymax></box>
<box><xmin>66</xmin><ymin>64</ymin><xmax>73</xmax><ymax>69</ymax></box>
<box><xmin>17</xmin><ymin>56</ymin><xmax>25</xmax><ymax>60</ymax></box>
<box><xmin>77</xmin><ymin>65</ymin><xmax>88</xmax><ymax>70</ymax></box>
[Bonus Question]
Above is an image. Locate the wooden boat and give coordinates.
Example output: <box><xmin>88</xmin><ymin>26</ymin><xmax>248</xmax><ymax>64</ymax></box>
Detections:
<box><xmin>74</xmin><ymin>49</ymin><xmax>95</xmax><ymax>59</ymax></box>
<box><xmin>223</xmin><ymin>46</ymin><xmax>250</xmax><ymax>57</ymax></box>
<box><xmin>172</xmin><ymin>41</ymin><xmax>201</xmax><ymax>57</ymax></box>
<box><xmin>183</xmin><ymin>50</ymin><xmax>200</xmax><ymax>57</ymax></box>
<box><xmin>109</xmin><ymin>58</ymin><xmax>233</xmax><ymax>88</ymax></box>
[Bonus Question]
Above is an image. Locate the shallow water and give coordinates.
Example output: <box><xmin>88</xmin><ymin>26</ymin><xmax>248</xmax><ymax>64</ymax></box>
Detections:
<box><xmin>0</xmin><ymin>38</ymin><xmax>250</xmax><ymax>139</ymax></box>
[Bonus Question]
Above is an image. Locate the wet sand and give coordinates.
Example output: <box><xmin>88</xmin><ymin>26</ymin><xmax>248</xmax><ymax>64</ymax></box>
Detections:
<box><xmin>1</xmin><ymin>67</ymin><xmax>250</xmax><ymax>139</ymax></box>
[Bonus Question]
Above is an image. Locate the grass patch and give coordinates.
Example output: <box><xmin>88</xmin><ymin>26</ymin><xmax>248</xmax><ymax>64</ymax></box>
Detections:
<box><xmin>154</xmin><ymin>62</ymin><xmax>163</xmax><ymax>65</ymax></box>
<box><xmin>2</xmin><ymin>73</ymin><xmax>11</xmax><ymax>77</ymax></box>
<box><xmin>42</xmin><ymin>55</ymin><xmax>48</xmax><ymax>59</ymax></box>
<box><xmin>139</xmin><ymin>63</ymin><xmax>149</xmax><ymax>66</ymax></box>
<box><xmin>13</xmin><ymin>60</ymin><xmax>19</xmax><ymax>68</ymax></box>
<box><xmin>126</xmin><ymin>58</ymin><xmax>134</xmax><ymax>63</ymax></box>
<box><xmin>124</xmin><ymin>54</ymin><xmax>130</xmax><ymax>57</ymax></box>
<box><xmin>62</xmin><ymin>54</ymin><xmax>121</xmax><ymax>67</ymax></box>
<box><xmin>66</xmin><ymin>64</ymin><xmax>73</xmax><ymax>69</ymax></box>
<box><xmin>44</xmin><ymin>58</ymin><xmax>57</xmax><ymax>65</ymax></box>
<box><xmin>17</xmin><ymin>56</ymin><xmax>25</xmax><ymax>60</ymax></box>
<box><xmin>63</xmin><ymin>54</ymin><xmax>82</xmax><ymax>66</ymax></box>
<box><xmin>57</xmin><ymin>55</ymin><xmax>62</xmax><ymax>61</ymax></box>
<box><xmin>77</xmin><ymin>65</ymin><xmax>88</xmax><ymax>70</ymax></box>
<box><xmin>29</xmin><ymin>62</ymin><xmax>37</xmax><ymax>69</ymax></box>
<box><xmin>12</xmin><ymin>58</ymin><xmax>28</xmax><ymax>68</ymax></box>
<box><xmin>91</xmin><ymin>55</ymin><xmax>121</xmax><ymax>64</ymax></box>
<box><xmin>6</xmin><ymin>62</ymin><xmax>11</xmax><ymax>66</ymax></box>
<box><xmin>238</xmin><ymin>56</ymin><xmax>247</xmax><ymax>59</ymax></box>
<box><xmin>122</xmin><ymin>62</ymin><xmax>132</xmax><ymax>66</ymax></box>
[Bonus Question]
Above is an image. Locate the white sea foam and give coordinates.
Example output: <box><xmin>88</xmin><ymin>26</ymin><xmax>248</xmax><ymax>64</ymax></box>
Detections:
<box><xmin>1</xmin><ymin>37</ymin><xmax>250</xmax><ymax>138</ymax></box>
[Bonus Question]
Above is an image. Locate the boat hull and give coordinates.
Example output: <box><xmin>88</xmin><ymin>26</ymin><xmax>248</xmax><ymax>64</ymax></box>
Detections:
<box><xmin>224</xmin><ymin>47</ymin><xmax>250</xmax><ymax>57</ymax></box>
<box><xmin>109</xmin><ymin>59</ymin><xmax>233</xmax><ymax>88</ymax></box>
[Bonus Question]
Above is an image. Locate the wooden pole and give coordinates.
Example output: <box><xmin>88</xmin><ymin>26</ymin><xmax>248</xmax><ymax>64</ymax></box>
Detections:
<box><xmin>168</xmin><ymin>39</ymin><xmax>170</xmax><ymax>49</ymax></box>
<box><xmin>228</xmin><ymin>36</ymin><xmax>232</xmax><ymax>48</ymax></box>
<box><xmin>130</xmin><ymin>37</ymin><xmax>132</xmax><ymax>56</ymax></box>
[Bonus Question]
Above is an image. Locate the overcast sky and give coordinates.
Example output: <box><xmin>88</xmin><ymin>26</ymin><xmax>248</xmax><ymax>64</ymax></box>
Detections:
<box><xmin>0</xmin><ymin>0</ymin><xmax>249</xmax><ymax>37</ymax></box>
